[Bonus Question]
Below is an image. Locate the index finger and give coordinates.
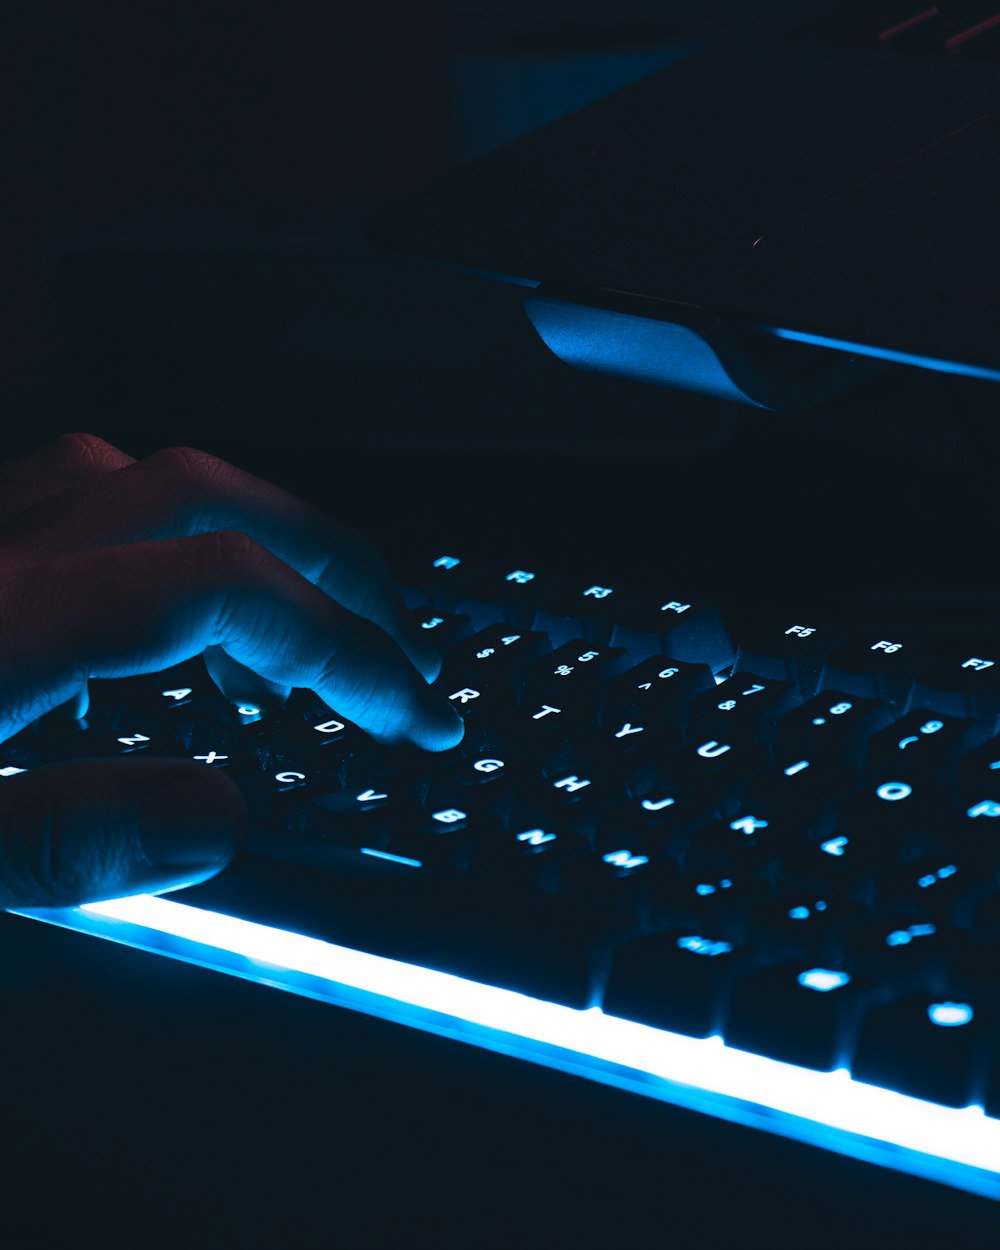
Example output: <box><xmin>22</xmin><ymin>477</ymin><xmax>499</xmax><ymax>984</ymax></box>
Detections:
<box><xmin>2</xmin><ymin>532</ymin><xmax>463</xmax><ymax>751</ymax></box>
<box><xmin>6</xmin><ymin>443</ymin><xmax>440</xmax><ymax>679</ymax></box>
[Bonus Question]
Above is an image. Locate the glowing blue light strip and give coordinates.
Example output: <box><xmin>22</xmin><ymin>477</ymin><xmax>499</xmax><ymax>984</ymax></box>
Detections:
<box><xmin>760</xmin><ymin>326</ymin><xmax>1000</xmax><ymax>384</ymax></box>
<box><xmin>14</xmin><ymin>896</ymin><xmax>1000</xmax><ymax>1202</ymax></box>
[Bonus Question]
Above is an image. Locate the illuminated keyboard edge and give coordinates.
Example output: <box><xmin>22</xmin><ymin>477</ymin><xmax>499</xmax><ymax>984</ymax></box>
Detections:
<box><xmin>12</xmin><ymin>896</ymin><xmax>1000</xmax><ymax>1204</ymax></box>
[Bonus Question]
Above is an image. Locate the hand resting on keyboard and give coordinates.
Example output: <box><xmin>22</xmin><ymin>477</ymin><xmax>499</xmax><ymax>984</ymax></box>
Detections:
<box><xmin>0</xmin><ymin>434</ymin><xmax>463</xmax><ymax>910</ymax></box>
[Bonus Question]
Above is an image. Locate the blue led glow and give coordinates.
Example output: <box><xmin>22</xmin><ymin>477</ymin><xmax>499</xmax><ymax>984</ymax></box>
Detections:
<box><xmin>919</xmin><ymin>865</ymin><xmax>957</xmax><ymax>888</ymax></box>
<box><xmin>798</xmin><ymin>969</ymin><xmax>851</xmax><ymax>993</ymax></box>
<box><xmin>677</xmin><ymin>936</ymin><xmax>732</xmax><ymax>957</ymax></box>
<box><xmin>967</xmin><ymin>801</ymin><xmax>1000</xmax><ymax>819</ymax></box>
<box><xmin>876</xmin><ymin>782</ymin><xmax>912</xmax><ymax>802</ymax></box>
<box><xmin>887</xmin><ymin>924</ymin><xmax>937</xmax><ymax>947</ymax></box>
<box><xmin>359</xmin><ymin>848</ymin><xmax>422</xmax><ymax>868</ymax></box>
<box><xmin>761</xmin><ymin>325</ymin><xmax>1000</xmax><ymax>384</ymax></box>
<box><xmin>821</xmin><ymin>837</ymin><xmax>848</xmax><ymax>857</ymax></box>
<box><xmin>928</xmin><ymin>1003</ymin><xmax>975</xmax><ymax>1028</ymax></box>
<box><xmin>602</xmin><ymin>850</ymin><xmax>649</xmax><ymax>870</ymax></box>
<box><xmin>11</xmin><ymin>897</ymin><xmax>1000</xmax><ymax>1203</ymax></box>
<box><xmin>789</xmin><ymin>906</ymin><xmax>810</xmax><ymax>921</ymax></box>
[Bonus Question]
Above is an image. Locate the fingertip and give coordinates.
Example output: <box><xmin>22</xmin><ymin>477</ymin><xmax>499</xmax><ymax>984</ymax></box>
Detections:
<box><xmin>423</xmin><ymin>699</ymin><xmax>465</xmax><ymax>752</ymax></box>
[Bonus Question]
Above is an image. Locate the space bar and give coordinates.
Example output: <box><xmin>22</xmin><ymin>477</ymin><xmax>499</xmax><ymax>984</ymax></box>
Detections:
<box><xmin>179</xmin><ymin>850</ymin><xmax>633</xmax><ymax>1010</ymax></box>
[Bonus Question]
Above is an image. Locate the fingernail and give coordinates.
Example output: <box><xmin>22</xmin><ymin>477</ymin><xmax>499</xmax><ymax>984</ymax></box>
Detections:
<box><xmin>139</xmin><ymin>773</ymin><xmax>245</xmax><ymax>868</ymax></box>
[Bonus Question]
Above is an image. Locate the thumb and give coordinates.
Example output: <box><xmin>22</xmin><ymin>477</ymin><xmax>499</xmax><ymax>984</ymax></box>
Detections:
<box><xmin>0</xmin><ymin>758</ymin><xmax>247</xmax><ymax>909</ymax></box>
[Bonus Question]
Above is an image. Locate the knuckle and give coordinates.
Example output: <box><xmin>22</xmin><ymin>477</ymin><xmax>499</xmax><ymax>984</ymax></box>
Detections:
<box><xmin>51</xmin><ymin>432</ymin><xmax>129</xmax><ymax>473</ymax></box>
<box><xmin>141</xmin><ymin>447</ymin><xmax>235</xmax><ymax>536</ymax></box>
<box><xmin>202</xmin><ymin>528</ymin><xmax>271</xmax><ymax>575</ymax></box>
<box><xmin>144</xmin><ymin>445</ymin><xmax>230</xmax><ymax>488</ymax></box>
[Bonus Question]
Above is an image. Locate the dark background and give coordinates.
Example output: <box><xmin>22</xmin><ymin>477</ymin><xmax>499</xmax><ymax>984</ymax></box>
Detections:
<box><xmin>1</xmin><ymin>3</ymin><xmax>999</xmax><ymax>1245</ymax></box>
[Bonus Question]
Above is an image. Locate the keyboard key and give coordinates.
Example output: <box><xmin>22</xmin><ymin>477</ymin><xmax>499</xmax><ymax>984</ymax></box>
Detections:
<box><xmin>604</xmin><ymin>931</ymin><xmax>770</xmax><ymax>1038</ymax></box>
<box><xmin>396</xmin><ymin>548</ymin><xmax>476</xmax><ymax>611</ymax></box>
<box><xmin>523</xmin><ymin>641</ymin><xmax>626</xmax><ymax>707</ymax></box>
<box><xmin>733</xmin><ymin>616</ymin><xmax>840</xmax><ymax>696</ymax></box>
<box><xmin>724</xmin><ymin>961</ymin><xmax>881</xmax><ymax>1071</ymax></box>
<box><xmin>820</xmin><ymin>777</ymin><xmax>945</xmax><ymax>866</ymax></box>
<box><xmin>612</xmin><ymin>590</ymin><xmax>733</xmax><ymax>669</ymax></box>
<box><xmin>602</xmin><ymin>655</ymin><xmax>714</xmax><ymax>725</ymax></box>
<box><xmin>573</xmin><ymin>717</ymin><xmax>671</xmax><ymax>786</ymax></box>
<box><xmin>876</xmin><ymin>854</ymin><xmax>976</xmax><ymax>916</ymax></box>
<box><xmin>445</xmin><ymin>627</ymin><xmax>550</xmax><ymax>682</ymax></box>
<box><xmin>658</xmin><ymin>737</ymin><xmax>766</xmax><ymax>799</ymax></box>
<box><xmin>774</xmin><ymin>692</ymin><xmax>891</xmax><ymax>766</ymax></box>
<box><xmin>534</xmin><ymin>578</ymin><xmax>623</xmax><ymax>644</ymax></box>
<box><xmin>912</xmin><ymin>647</ymin><xmax>1000</xmax><ymax>720</ymax></box>
<box><xmin>852</xmin><ymin>994</ymin><xmax>995</xmax><ymax>1108</ymax></box>
<box><xmin>844</xmin><ymin>914</ymin><xmax>962</xmax><ymax>984</ymax></box>
<box><xmin>597</xmin><ymin>792</ymin><xmax>714</xmax><ymax>859</ymax></box>
<box><xmin>688</xmin><ymin>672</ymin><xmax>795</xmax><ymax>747</ymax></box>
<box><xmin>452</xmin><ymin>562</ymin><xmax>550</xmax><ymax>627</ymax></box>
<box><xmin>409</xmin><ymin>608</ymin><xmax>474</xmax><ymax>650</ymax></box>
<box><xmin>821</xmin><ymin>632</ymin><xmax>924</xmax><ymax>709</ymax></box>
<box><xmin>746</xmin><ymin>894</ymin><xmax>865</xmax><ymax>963</ymax></box>
<box><xmin>865</xmin><ymin>709</ymin><xmax>975</xmax><ymax>782</ymax></box>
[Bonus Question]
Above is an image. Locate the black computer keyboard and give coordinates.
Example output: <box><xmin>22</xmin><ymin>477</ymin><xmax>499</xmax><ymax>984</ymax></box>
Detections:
<box><xmin>11</xmin><ymin>543</ymin><xmax>1000</xmax><ymax>1199</ymax></box>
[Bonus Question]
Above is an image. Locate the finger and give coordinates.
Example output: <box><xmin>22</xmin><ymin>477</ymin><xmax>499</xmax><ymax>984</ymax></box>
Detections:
<box><xmin>6</xmin><ymin>445</ymin><xmax>440</xmax><ymax>681</ymax></box>
<box><xmin>2</xmin><ymin>532</ymin><xmax>463</xmax><ymax>750</ymax></box>
<box><xmin>0</xmin><ymin>433</ymin><xmax>134</xmax><ymax>526</ymax></box>
<box><xmin>202</xmin><ymin>642</ymin><xmax>291</xmax><ymax>708</ymax></box>
<box><xmin>0</xmin><ymin>757</ymin><xmax>245</xmax><ymax>909</ymax></box>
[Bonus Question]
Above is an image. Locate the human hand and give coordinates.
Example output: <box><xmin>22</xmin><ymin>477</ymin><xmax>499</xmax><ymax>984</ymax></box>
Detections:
<box><xmin>0</xmin><ymin>434</ymin><xmax>462</xmax><ymax>909</ymax></box>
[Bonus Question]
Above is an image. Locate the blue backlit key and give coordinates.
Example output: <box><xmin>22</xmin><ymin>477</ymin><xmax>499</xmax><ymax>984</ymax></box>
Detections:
<box><xmin>612</xmin><ymin>589</ymin><xmax>732</xmax><ymax>669</ymax></box>
<box><xmin>865</xmin><ymin>709</ymin><xmax>975</xmax><ymax>782</ymax></box>
<box><xmin>605</xmin><ymin>930</ymin><xmax>771</xmax><ymax>1038</ymax></box>
<box><xmin>774</xmin><ymin>691</ymin><xmax>890</xmax><ymax>766</ymax></box>
<box><xmin>821</xmin><ymin>632</ymin><xmax>924</xmax><ymax>710</ymax></box>
<box><xmin>912</xmin><ymin>646</ymin><xmax>1000</xmax><ymax>721</ymax></box>
<box><xmin>733</xmin><ymin>616</ymin><xmax>841</xmax><ymax>697</ymax></box>
<box><xmin>409</xmin><ymin>607</ymin><xmax>473</xmax><ymax>650</ymax></box>
<box><xmin>687</xmin><ymin>671</ymin><xmax>795</xmax><ymax>747</ymax></box>
<box><xmin>724</xmin><ymin>960</ymin><xmax>882</xmax><ymax>1071</ymax></box>
<box><xmin>532</xmin><ymin>577</ymin><xmax>623</xmax><ymax>645</ymax></box>
<box><xmin>853</xmin><ymin>994</ymin><xmax>995</xmax><ymax>1108</ymax></box>
<box><xmin>602</xmin><ymin>655</ymin><xmax>714</xmax><ymax>726</ymax></box>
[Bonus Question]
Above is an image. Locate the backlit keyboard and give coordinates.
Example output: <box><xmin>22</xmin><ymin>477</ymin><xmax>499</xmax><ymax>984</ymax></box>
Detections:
<box><xmin>13</xmin><ymin>544</ymin><xmax>1000</xmax><ymax>1200</ymax></box>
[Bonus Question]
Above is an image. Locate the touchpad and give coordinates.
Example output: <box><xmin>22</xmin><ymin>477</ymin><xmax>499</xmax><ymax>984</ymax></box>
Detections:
<box><xmin>752</xmin><ymin>113</ymin><xmax>1000</xmax><ymax>304</ymax></box>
